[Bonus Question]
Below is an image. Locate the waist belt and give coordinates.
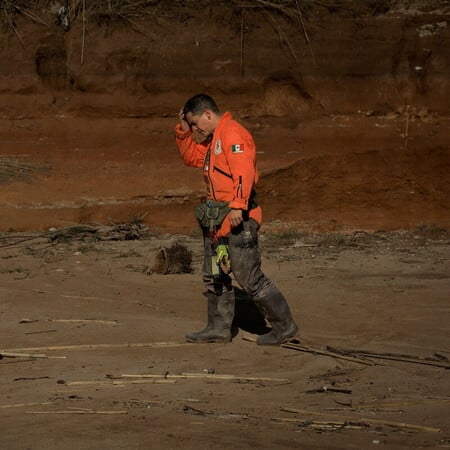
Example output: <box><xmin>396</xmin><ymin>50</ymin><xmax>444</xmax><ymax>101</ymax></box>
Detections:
<box><xmin>194</xmin><ymin>200</ymin><xmax>231</xmax><ymax>231</ymax></box>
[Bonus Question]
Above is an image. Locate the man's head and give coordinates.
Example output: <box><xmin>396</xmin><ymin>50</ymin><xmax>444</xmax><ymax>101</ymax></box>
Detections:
<box><xmin>183</xmin><ymin>93</ymin><xmax>220</xmax><ymax>137</ymax></box>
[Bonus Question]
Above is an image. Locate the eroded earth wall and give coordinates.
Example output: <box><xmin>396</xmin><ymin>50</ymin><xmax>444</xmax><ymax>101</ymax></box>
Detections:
<box><xmin>1</xmin><ymin>1</ymin><xmax>449</xmax><ymax>118</ymax></box>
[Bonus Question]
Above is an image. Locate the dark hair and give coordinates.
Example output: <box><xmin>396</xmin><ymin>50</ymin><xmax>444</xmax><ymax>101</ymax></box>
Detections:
<box><xmin>183</xmin><ymin>93</ymin><xmax>219</xmax><ymax>116</ymax></box>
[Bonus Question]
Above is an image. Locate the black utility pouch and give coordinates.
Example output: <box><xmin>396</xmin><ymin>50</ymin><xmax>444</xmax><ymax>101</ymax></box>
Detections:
<box><xmin>194</xmin><ymin>200</ymin><xmax>231</xmax><ymax>231</ymax></box>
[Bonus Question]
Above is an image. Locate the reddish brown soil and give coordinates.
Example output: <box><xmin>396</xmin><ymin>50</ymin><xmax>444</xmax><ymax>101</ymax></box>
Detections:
<box><xmin>0</xmin><ymin>2</ymin><xmax>449</xmax><ymax>449</ymax></box>
<box><xmin>1</xmin><ymin>112</ymin><xmax>449</xmax><ymax>233</ymax></box>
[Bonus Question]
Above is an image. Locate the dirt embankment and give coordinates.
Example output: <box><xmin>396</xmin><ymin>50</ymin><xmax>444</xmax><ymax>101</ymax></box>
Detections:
<box><xmin>0</xmin><ymin>1</ymin><xmax>449</xmax><ymax>232</ymax></box>
<box><xmin>259</xmin><ymin>145</ymin><xmax>450</xmax><ymax>231</ymax></box>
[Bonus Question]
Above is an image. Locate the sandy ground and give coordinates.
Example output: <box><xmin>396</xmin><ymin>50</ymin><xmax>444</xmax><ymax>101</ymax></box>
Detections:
<box><xmin>0</xmin><ymin>226</ymin><xmax>449</xmax><ymax>449</ymax></box>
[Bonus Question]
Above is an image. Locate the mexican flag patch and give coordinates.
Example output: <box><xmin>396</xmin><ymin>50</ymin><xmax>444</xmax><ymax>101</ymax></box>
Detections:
<box><xmin>231</xmin><ymin>144</ymin><xmax>244</xmax><ymax>153</ymax></box>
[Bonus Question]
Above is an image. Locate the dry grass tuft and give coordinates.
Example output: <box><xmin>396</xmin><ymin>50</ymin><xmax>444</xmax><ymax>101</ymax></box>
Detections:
<box><xmin>0</xmin><ymin>158</ymin><xmax>38</xmax><ymax>183</ymax></box>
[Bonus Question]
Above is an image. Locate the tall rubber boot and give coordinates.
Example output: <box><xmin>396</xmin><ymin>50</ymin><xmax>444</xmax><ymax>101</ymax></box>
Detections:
<box><xmin>254</xmin><ymin>286</ymin><xmax>298</xmax><ymax>346</ymax></box>
<box><xmin>186</xmin><ymin>290</ymin><xmax>235</xmax><ymax>343</ymax></box>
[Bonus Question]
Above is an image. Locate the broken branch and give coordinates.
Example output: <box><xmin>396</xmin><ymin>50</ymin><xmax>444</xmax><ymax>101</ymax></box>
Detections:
<box><xmin>121</xmin><ymin>372</ymin><xmax>289</xmax><ymax>383</ymax></box>
<box><xmin>328</xmin><ymin>346</ymin><xmax>450</xmax><ymax>369</ymax></box>
<box><xmin>26</xmin><ymin>410</ymin><xmax>127</xmax><ymax>415</ymax></box>
<box><xmin>3</xmin><ymin>342</ymin><xmax>193</xmax><ymax>353</ymax></box>
<box><xmin>281</xmin><ymin>342</ymin><xmax>373</xmax><ymax>366</ymax></box>
<box><xmin>1</xmin><ymin>351</ymin><xmax>49</xmax><ymax>359</ymax></box>
<box><xmin>280</xmin><ymin>407</ymin><xmax>441</xmax><ymax>433</ymax></box>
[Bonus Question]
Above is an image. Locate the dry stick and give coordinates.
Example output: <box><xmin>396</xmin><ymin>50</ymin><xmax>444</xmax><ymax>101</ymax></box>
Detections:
<box><xmin>67</xmin><ymin>406</ymin><xmax>96</xmax><ymax>411</ymax></box>
<box><xmin>358</xmin><ymin>398</ymin><xmax>450</xmax><ymax>409</ymax></box>
<box><xmin>137</xmin><ymin>302</ymin><xmax>159</xmax><ymax>310</ymax></box>
<box><xmin>305</xmin><ymin>386</ymin><xmax>352</xmax><ymax>394</ymax></box>
<box><xmin>264</xmin><ymin>11</ymin><xmax>298</xmax><ymax>61</ymax></box>
<box><xmin>281</xmin><ymin>342</ymin><xmax>373</xmax><ymax>366</ymax></box>
<box><xmin>295</xmin><ymin>0</ymin><xmax>317</xmax><ymax>66</ymax></box>
<box><xmin>0</xmin><ymin>232</ymin><xmax>52</xmax><ymax>248</ymax></box>
<box><xmin>127</xmin><ymin>400</ymin><xmax>165</xmax><ymax>407</ymax></box>
<box><xmin>121</xmin><ymin>16</ymin><xmax>159</xmax><ymax>40</ymax></box>
<box><xmin>1</xmin><ymin>351</ymin><xmax>49</xmax><ymax>359</ymax></box>
<box><xmin>0</xmin><ymin>237</ymin><xmax>35</xmax><ymax>248</ymax></box>
<box><xmin>280</xmin><ymin>407</ymin><xmax>441</xmax><ymax>433</ymax></box>
<box><xmin>113</xmin><ymin>379</ymin><xmax>176</xmax><ymax>385</ymax></box>
<box><xmin>254</xmin><ymin>0</ymin><xmax>296</xmax><ymax>18</ymax></box>
<box><xmin>3</xmin><ymin>9</ymin><xmax>25</xmax><ymax>49</ymax></box>
<box><xmin>14</xmin><ymin>376</ymin><xmax>51</xmax><ymax>382</ymax></box>
<box><xmin>404</xmin><ymin>105</ymin><xmax>410</xmax><ymax>150</ymax></box>
<box><xmin>328</xmin><ymin>346</ymin><xmax>450</xmax><ymax>369</ymax></box>
<box><xmin>0</xmin><ymin>402</ymin><xmax>53</xmax><ymax>409</ymax></box>
<box><xmin>273</xmin><ymin>417</ymin><xmax>365</xmax><ymax>430</ymax></box>
<box><xmin>182</xmin><ymin>372</ymin><xmax>289</xmax><ymax>382</ymax></box>
<box><xmin>48</xmin><ymin>224</ymin><xmax>100</xmax><ymax>238</ymax></box>
<box><xmin>50</xmin><ymin>319</ymin><xmax>119</xmax><ymax>325</ymax></box>
<box><xmin>27</xmin><ymin>410</ymin><xmax>127</xmax><ymax>415</ymax></box>
<box><xmin>25</xmin><ymin>329</ymin><xmax>57</xmax><ymax>335</ymax></box>
<box><xmin>61</xmin><ymin>295</ymin><xmax>103</xmax><ymax>301</ymax></box>
<box><xmin>81</xmin><ymin>0</ymin><xmax>86</xmax><ymax>65</ymax></box>
<box><xmin>122</xmin><ymin>373</ymin><xmax>289</xmax><ymax>383</ymax></box>
<box><xmin>13</xmin><ymin>5</ymin><xmax>48</xmax><ymax>26</ymax></box>
<box><xmin>3</xmin><ymin>342</ymin><xmax>193</xmax><ymax>353</ymax></box>
<box><xmin>66</xmin><ymin>379</ymin><xmax>175</xmax><ymax>387</ymax></box>
<box><xmin>352</xmin><ymin>353</ymin><xmax>449</xmax><ymax>369</ymax></box>
<box><xmin>0</xmin><ymin>224</ymin><xmax>136</xmax><ymax>249</ymax></box>
<box><xmin>242</xmin><ymin>335</ymin><xmax>371</xmax><ymax>365</ymax></box>
<box><xmin>240</xmin><ymin>7</ymin><xmax>245</xmax><ymax>77</ymax></box>
<box><xmin>434</xmin><ymin>352</ymin><xmax>450</xmax><ymax>362</ymax></box>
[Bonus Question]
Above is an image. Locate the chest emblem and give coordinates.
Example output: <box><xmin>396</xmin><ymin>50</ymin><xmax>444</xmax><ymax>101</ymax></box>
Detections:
<box><xmin>214</xmin><ymin>139</ymin><xmax>222</xmax><ymax>155</ymax></box>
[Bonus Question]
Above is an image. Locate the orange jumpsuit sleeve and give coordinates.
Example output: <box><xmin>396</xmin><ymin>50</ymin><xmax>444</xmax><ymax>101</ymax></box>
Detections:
<box><xmin>222</xmin><ymin>128</ymin><xmax>258</xmax><ymax>210</ymax></box>
<box><xmin>174</xmin><ymin>124</ymin><xmax>208</xmax><ymax>168</ymax></box>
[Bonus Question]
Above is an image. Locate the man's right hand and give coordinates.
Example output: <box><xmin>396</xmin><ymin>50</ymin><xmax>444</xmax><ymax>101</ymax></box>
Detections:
<box><xmin>179</xmin><ymin>108</ymin><xmax>189</xmax><ymax>131</ymax></box>
<box><xmin>229</xmin><ymin>209</ymin><xmax>243</xmax><ymax>228</ymax></box>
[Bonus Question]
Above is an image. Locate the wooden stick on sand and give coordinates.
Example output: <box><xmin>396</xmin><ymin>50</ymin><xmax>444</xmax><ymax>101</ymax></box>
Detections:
<box><xmin>122</xmin><ymin>373</ymin><xmax>289</xmax><ymax>383</ymax></box>
<box><xmin>280</xmin><ymin>407</ymin><xmax>441</xmax><ymax>433</ymax></box>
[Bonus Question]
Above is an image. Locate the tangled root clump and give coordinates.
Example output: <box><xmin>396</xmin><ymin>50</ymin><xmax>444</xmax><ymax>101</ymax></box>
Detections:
<box><xmin>151</xmin><ymin>242</ymin><xmax>193</xmax><ymax>274</ymax></box>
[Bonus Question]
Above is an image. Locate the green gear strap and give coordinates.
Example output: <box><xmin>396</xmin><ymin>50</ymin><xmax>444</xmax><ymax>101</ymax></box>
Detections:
<box><xmin>215</xmin><ymin>244</ymin><xmax>229</xmax><ymax>263</ymax></box>
<box><xmin>215</xmin><ymin>244</ymin><xmax>231</xmax><ymax>274</ymax></box>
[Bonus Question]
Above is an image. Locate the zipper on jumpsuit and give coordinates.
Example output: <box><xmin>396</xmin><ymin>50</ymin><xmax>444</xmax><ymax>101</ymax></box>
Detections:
<box><xmin>203</xmin><ymin>144</ymin><xmax>216</xmax><ymax>200</ymax></box>
<box><xmin>237</xmin><ymin>175</ymin><xmax>243</xmax><ymax>199</ymax></box>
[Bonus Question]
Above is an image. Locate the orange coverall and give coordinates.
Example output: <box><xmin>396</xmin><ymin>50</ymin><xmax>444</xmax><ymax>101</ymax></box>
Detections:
<box><xmin>174</xmin><ymin>112</ymin><xmax>262</xmax><ymax>236</ymax></box>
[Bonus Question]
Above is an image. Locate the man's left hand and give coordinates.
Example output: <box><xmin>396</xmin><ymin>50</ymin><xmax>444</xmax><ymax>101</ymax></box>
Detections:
<box><xmin>229</xmin><ymin>209</ymin><xmax>243</xmax><ymax>228</ymax></box>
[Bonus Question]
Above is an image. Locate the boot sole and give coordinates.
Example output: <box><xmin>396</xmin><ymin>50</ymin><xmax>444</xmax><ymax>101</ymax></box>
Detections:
<box><xmin>256</xmin><ymin>325</ymin><xmax>299</xmax><ymax>346</ymax></box>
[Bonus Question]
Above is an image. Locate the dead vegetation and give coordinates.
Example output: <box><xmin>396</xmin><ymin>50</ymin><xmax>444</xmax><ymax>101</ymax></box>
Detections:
<box><xmin>2</xmin><ymin>1</ymin><xmax>438</xmax><ymax>37</ymax></box>
<box><xmin>0</xmin><ymin>158</ymin><xmax>38</xmax><ymax>183</ymax></box>
<box><xmin>0</xmin><ymin>222</ymin><xmax>151</xmax><ymax>249</ymax></box>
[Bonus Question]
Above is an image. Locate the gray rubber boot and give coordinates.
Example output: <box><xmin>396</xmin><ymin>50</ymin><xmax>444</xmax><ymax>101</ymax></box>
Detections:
<box><xmin>254</xmin><ymin>286</ymin><xmax>298</xmax><ymax>346</ymax></box>
<box><xmin>186</xmin><ymin>290</ymin><xmax>235</xmax><ymax>343</ymax></box>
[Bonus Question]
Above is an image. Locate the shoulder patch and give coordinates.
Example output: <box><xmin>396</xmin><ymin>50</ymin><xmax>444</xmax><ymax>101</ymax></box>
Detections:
<box><xmin>231</xmin><ymin>144</ymin><xmax>244</xmax><ymax>153</ymax></box>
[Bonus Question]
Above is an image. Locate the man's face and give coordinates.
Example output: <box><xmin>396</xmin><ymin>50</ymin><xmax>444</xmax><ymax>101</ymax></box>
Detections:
<box><xmin>185</xmin><ymin>110</ymin><xmax>214</xmax><ymax>137</ymax></box>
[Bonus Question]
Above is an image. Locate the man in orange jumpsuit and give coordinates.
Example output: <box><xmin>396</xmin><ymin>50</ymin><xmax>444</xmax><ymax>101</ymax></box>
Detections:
<box><xmin>174</xmin><ymin>93</ymin><xmax>298</xmax><ymax>345</ymax></box>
